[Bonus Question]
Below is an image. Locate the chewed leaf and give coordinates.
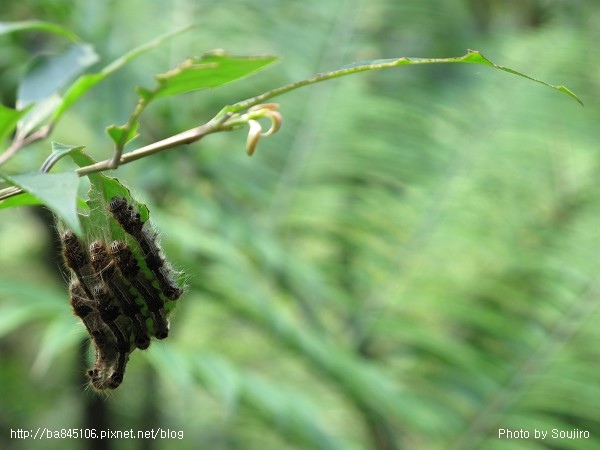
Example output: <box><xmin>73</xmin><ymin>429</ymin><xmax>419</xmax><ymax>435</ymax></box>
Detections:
<box><xmin>51</xmin><ymin>25</ymin><xmax>193</xmax><ymax>124</ymax></box>
<box><xmin>228</xmin><ymin>49</ymin><xmax>582</xmax><ymax>113</ymax></box>
<box><xmin>152</xmin><ymin>51</ymin><xmax>279</xmax><ymax>99</ymax></box>
<box><xmin>67</xmin><ymin>150</ymin><xmax>149</xmax><ymax>236</ymax></box>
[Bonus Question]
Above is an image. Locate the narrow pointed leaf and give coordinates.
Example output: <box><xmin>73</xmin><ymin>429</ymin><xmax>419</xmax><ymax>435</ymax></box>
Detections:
<box><xmin>229</xmin><ymin>49</ymin><xmax>582</xmax><ymax>113</ymax></box>
<box><xmin>460</xmin><ymin>50</ymin><xmax>582</xmax><ymax>105</ymax></box>
<box><xmin>152</xmin><ymin>51</ymin><xmax>279</xmax><ymax>99</ymax></box>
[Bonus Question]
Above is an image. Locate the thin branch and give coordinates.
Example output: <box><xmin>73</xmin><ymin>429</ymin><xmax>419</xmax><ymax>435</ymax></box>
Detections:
<box><xmin>0</xmin><ymin>113</ymin><xmax>235</xmax><ymax>201</ymax></box>
<box><xmin>0</xmin><ymin>104</ymin><xmax>281</xmax><ymax>202</ymax></box>
<box><xmin>76</xmin><ymin>113</ymin><xmax>233</xmax><ymax>176</ymax></box>
<box><xmin>0</xmin><ymin>125</ymin><xmax>52</xmax><ymax>167</ymax></box>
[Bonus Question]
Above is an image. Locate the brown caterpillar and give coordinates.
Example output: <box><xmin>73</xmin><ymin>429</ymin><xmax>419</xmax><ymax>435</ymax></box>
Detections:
<box><xmin>89</xmin><ymin>241</ymin><xmax>151</xmax><ymax>350</ymax></box>
<box><xmin>109</xmin><ymin>240</ymin><xmax>170</xmax><ymax>340</ymax></box>
<box><xmin>109</xmin><ymin>197</ymin><xmax>183</xmax><ymax>301</ymax></box>
<box><xmin>69</xmin><ymin>280</ymin><xmax>125</xmax><ymax>390</ymax></box>
<box><xmin>91</xmin><ymin>283</ymin><xmax>131</xmax><ymax>353</ymax></box>
<box><xmin>61</xmin><ymin>197</ymin><xmax>185</xmax><ymax>391</ymax></box>
<box><xmin>62</xmin><ymin>231</ymin><xmax>96</xmax><ymax>298</ymax></box>
<box><xmin>69</xmin><ymin>281</ymin><xmax>113</xmax><ymax>354</ymax></box>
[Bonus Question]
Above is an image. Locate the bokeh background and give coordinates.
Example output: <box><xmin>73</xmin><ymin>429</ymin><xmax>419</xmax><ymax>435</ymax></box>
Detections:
<box><xmin>0</xmin><ymin>1</ymin><xmax>598</xmax><ymax>449</ymax></box>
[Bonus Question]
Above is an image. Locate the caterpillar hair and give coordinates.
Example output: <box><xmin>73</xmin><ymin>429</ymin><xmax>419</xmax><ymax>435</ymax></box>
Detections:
<box><xmin>70</xmin><ymin>280</ymin><xmax>122</xmax><ymax>390</ymax></box>
<box><xmin>89</xmin><ymin>241</ymin><xmax>151</xmax><ymax>350</ymax></box>
<box><xmin>110</xmin><ymin>241</ymin><xmax>170</xmax><ymax>339</ymax></box>
<box><xmin>109</xmin><ymin>198</ymin><xmax>183</xmax><ymax>300</ymax></box>
<box><xmin>91</xmin><ymin>283</ymin><xmax>132</xmax><ymax>353</ymax></box>
<box><xmin>61</xmin><ymin>231</ymin><xmax>95</xmax><ymax>298</ymax></box>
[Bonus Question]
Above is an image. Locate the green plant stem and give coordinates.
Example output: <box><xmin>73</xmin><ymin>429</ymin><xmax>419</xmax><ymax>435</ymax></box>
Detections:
<box><xmin>0</xmin><ymin>125</ymin><xmax>52</xmax><ymax>168</ymax></box>
<box><xmin>76</xmin><ymin>114</ymin><xmax>232</xmax><ymax>176</ymax></box>
<box><xmin>0</xmin><ymin>114</ymin><xmax>234</xmax><ymax>201</ymax></box>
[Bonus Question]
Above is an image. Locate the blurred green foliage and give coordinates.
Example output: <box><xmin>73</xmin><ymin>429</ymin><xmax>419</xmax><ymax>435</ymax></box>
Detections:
<box><xmin>0</xmin><ymin>1</ymin><xmax>598</xmax><ymax>450</ymax></box>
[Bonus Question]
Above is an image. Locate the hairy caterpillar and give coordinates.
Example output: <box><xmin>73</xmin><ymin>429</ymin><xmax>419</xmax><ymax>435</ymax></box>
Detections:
<box><xmin>89</xmin><ymin>241</ymin><xmax>151</xmax><ymax>350</ymax></box>
<box><xmin>91</xmin><ymin>283</ymin><xmax>131</xmax><ymax>353</ymax></box>
<box><xmin>60</xmin><ymin>194</ymin><xmax>185</xmax><ymax>391</ymax></box>
<box><xmin>69</xmin><ymin>280</ymin><xmax>112</xmax><ymax>353</ymax></box>
<box><xmin>109</xmin><ymin>197</ymin><xmax>183</xmax><ymax>301</ymax></box>
<box><xmin>69</xmin><ymin>280</ymin><xmax>126</xmax><ymax>390</ymax></box>
<box><xmin>62</xmin><ymin>231</ymin><xmax>96</xmax><ymax>298</ymax></box>
<box><xmin>109</xmin><ymin>240</ymin><xmax>170</xmax><ymax>340</ymax></box>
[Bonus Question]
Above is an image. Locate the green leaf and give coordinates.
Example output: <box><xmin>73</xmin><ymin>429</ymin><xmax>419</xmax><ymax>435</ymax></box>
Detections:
<box><xmin>0</xmin><ymin>171</ymin><xmax>81</xmax><ymax>235</ymax></box>
<box><xmin>51</xmin><ymin>25</ymin><xmax>193</xmax><ymax>123</ymax></box>
<box><xmin>460</xmin><ymin>50</ymin><xmax>583</xmax><ymax>106</ymax></box>
<box><xmin>67</xmin><ymin>150</ymin><xmax>149</xmax><ymax>225</ymax></box>
<box><xmin>106</xmin><ymin>122</ymin><xmax>139</xmax><ymax>147</ymax></box>
<box><xmin>17</xmin><ymin>44</ymin><xmax>99</xmax><ymax>108</ymax></box>
<box><xmin>39</xmin><ymin>141</ymin><xmax>85</xmax><ymax>173</ymax></box>
<box><xmin>0</xmin><ymin>20</ymin><xmax>80</xmax><ymax>42</ymax></box>
<box><xmin>0</xmin><ymin>192</ymin><xmax>43</xmax><ymax>209</ymax></box>
<box><xmin>0</xmin><ymin>104</ymin><xmax>29</xmax><ymax>144</ymax></box>
<box><xmin>152</xmin><ymin>51</ymin><xmax>279</xmax><ymax>99</ymax></box>
<box><xmin>16</xmin><ymin>44</ymin><xmax>99</xmax><ymax>135</ymax></box>
<box><xmin>228</xmin><ymin>49</ymin><xmax>582</xmax><ymax>113</ymax></box>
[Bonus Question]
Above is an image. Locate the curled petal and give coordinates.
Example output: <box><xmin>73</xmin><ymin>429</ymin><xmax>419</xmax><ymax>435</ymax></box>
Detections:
<box><xmin>261</xmin><ymin>111</ymin><xmax>283</xmax><ymax>137</ymax></box>
<box><xmin>246</xmin><ymin>120</ymin><xmax>262</xmax><ymax>156</ymax></box>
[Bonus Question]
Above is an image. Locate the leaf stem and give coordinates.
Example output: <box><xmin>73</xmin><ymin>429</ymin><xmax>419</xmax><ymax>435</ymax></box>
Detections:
<box><xmin>76</xmin><ymin>113</ymin><xmax>233</xmax><ymax>176</ymax></box>
<box><xmin>0</xmin><ymin>125</ymin><xmax>52</xmax><ymax>168</ymax></box>
<box><xmin>0</xmin><ymin>110</ymin><xmax>247</xmax><ymax>202</ymax></box>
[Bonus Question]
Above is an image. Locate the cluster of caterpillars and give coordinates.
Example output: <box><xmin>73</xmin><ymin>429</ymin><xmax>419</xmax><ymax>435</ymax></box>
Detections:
<box><xmin>61</xmin><ymin>197</ymin><xmax>184</xmax><ymax>391</ymax></box>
